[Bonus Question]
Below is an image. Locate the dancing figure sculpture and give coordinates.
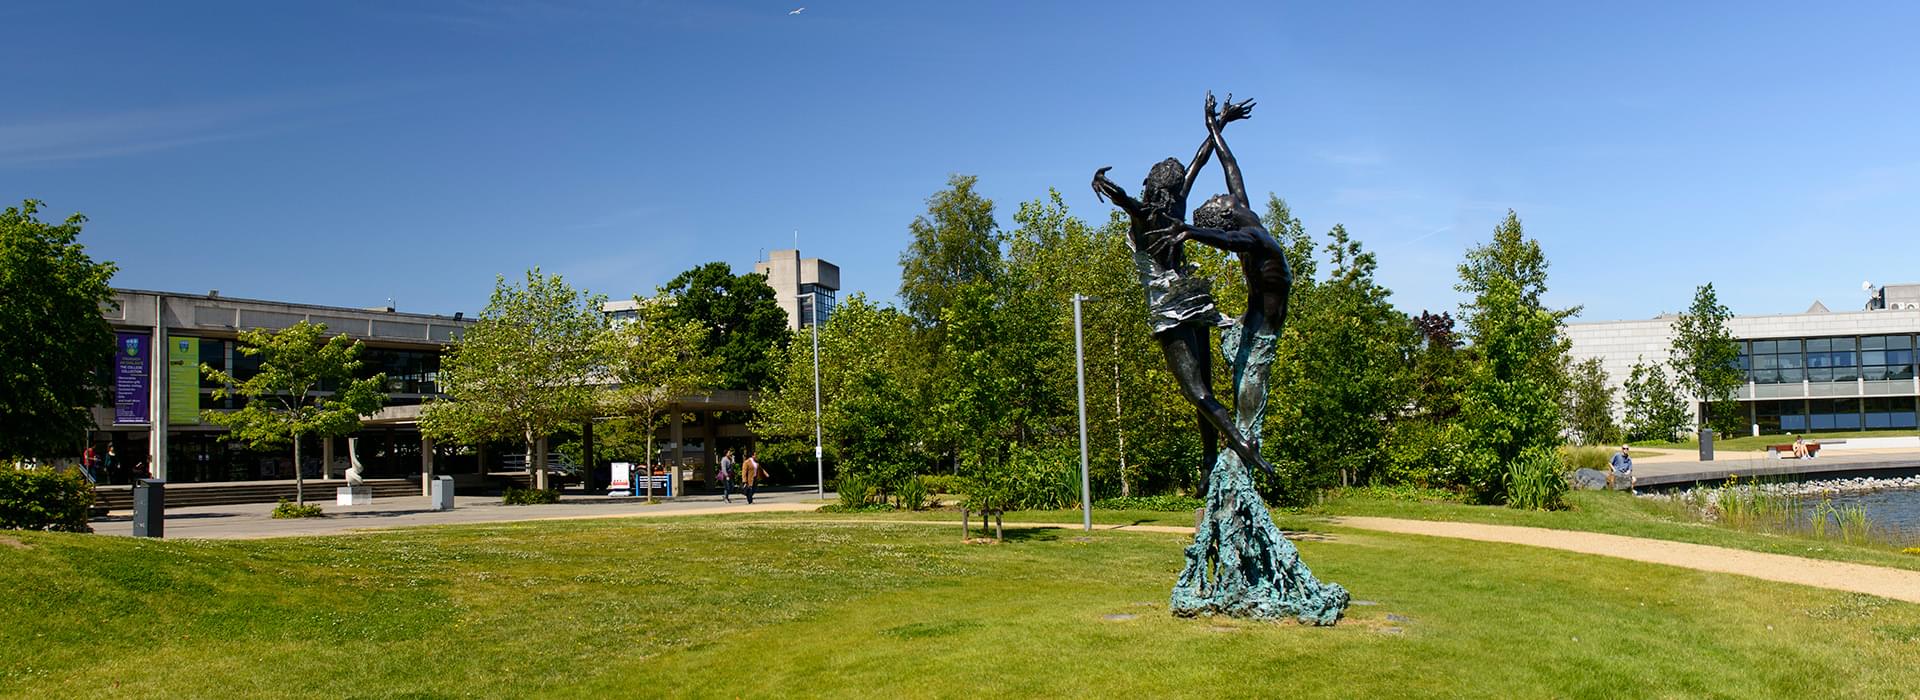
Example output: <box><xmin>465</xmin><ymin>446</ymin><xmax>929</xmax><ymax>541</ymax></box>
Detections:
<box><xmin>1091</xmin><ymin>94</ymin><xmax>1276</xmax><ymax>492</ymax></box>
<box><xmin>1100</xmin><ymin>92</ymin><xmax>1349</xmax><ymax>625</ymax></box>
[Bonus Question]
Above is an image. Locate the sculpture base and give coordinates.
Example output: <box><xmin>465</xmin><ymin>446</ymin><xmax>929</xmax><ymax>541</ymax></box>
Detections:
<box><xmin>337</xmin><ymin>485</ymin><xmax>373</xmax><ymax>506</ymax></box>
<box><xmin>1170</xmin><ymin>453</ymin><xmax>1349</xmax><ymax>625</ymax></box>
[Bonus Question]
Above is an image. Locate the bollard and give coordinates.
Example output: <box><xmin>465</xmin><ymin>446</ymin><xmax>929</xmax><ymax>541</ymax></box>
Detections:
<box><xmin>430</xmin><ymin>475</ymin><xmax>455</xmax><ymax>511</ymax></box>
<box><xmin>1699</xmin><ymin>428</ymin><xmax>1715</xmax><ymax>462</ymax></box>
<box><xmin>133</xmin><ymin>479</ymin><xmax>165</xmax><ymax>538</ymax></box>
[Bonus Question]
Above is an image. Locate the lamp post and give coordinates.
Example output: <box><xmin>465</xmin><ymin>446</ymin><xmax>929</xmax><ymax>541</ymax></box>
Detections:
<box><xmin>802</xmin><ymin>292</ymin><xmax>824</xmax><ymax>499</ymax></box>
<box><xmin>1073</xmin><ymin>293</ymin><xmax>1094</xmax><ymax>532</ymax></box>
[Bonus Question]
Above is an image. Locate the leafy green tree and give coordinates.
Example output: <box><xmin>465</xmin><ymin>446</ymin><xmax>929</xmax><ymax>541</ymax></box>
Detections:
<box><xmin>201</xmin><ymin>322</ymin><xmax>388</xmax><ymax>505</ymax></box>
<box><xmin>1264</xmin><ymin>225</ymin><xmax>1413</xmax><ymax>502</ymax></box>
<box><xmin>0</xmin><ymin>200</ymin><xmax>117</xmax><ymax>459</ymax></box>
<box><xmin>597</xmin><ymin>299</ymin><xmax>716</xmax><ymax>497</ymax></box>
<box><xmin>752</xmin><ymin>294</ymin><xmax>929</xmax><ymax>485</ymax></box>
<box><xmin>1623</xmin><ymin>357</ymin><xmax>1690</xmax><ymax>443</ymax></box>
<box><xmin>656</xmin><ymin>262</ymin><xmax>789</xmax><ymax>391</ymax></box>
<box><xmin>1455</xmin><ymin>212</ymin><xmax>1573</xmax><ymax>503</ymax></box>
<box><xmin>422</xmin><ymin>269</ymin><xmax>605</xmax><ymax>490</ymax></box>
<box><xmin>1669</xmin><ymin>283</ymin><xmax>1744</xmax><ymax>435</ymax></box>
<box><xmin>898</xmin><ymin>174</ymin><xmax>1002</xmax><ymax>327</ymax></box>
<box><xmin>1564</xmin><ymin>357</ymin><xmax>1622</xmax><ymax>445</ymax></box>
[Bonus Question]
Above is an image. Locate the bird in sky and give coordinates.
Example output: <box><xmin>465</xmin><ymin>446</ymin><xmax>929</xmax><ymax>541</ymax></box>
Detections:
<box><xmin>789</xmin><ymin>7</ymin><xmax>805</xmax><ymax>15</ymax></box>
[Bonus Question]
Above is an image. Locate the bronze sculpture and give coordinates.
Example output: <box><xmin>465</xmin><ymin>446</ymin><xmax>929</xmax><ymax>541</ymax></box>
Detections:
<box><xmin>1096</xmin><ymin>92</ymin><xmax>1349</xmax><ymax>625</ymax></box>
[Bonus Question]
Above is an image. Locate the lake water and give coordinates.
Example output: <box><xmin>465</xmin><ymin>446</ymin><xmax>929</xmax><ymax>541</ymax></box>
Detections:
<box><xmin>1801</xmin><ymin>488</ymin><xmax>1920</xmax><ymax>545</ymax></box>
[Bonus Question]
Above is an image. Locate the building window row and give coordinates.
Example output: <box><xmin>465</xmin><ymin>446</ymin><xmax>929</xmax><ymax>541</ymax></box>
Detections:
<box><xmin>1739</xmin><ymin>334</ymin><xmax>1916</xmax><ymax>385</ymax></box>
<box><xmin>1751</xmin><ymin>397</ymin><xmax>1919</xmax><ymax>433</ymax></box>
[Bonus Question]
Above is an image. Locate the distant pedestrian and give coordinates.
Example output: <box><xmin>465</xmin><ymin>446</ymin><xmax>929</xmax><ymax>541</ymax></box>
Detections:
<box><xmin>717</xmin><ymin>449</ymin><xmax>736</xmax><ymax>503</ymax></box>
<box><xmin>741</xmin><ymin>450</ymin><xmax>767</xmax><ymax>505</ymax></box>
<box><xmin>80</xmin><ymin>445</ymin><xmax>100</xmax><ymax>485</ymax></box>
<box><xmin>1608</xmin><ymin>445</ymin><xmax>1633</xmax><ymax>489</ymax></box>
<box><xmin>102</xmin><ymin>445</ymin><xmax>119</xmax><ymax>484</ymax></box>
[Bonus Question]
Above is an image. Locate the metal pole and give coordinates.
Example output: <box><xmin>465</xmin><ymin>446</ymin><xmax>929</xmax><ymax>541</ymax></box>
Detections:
<box><xmin>1073</xmin><ymin>294</ymin><xmax>1092</xmax><ymax>532</ymax></box>
<box><xmin>809</xmin><ymin>292</ymin><xmax>824</xmax><ymax>499</ymax></box>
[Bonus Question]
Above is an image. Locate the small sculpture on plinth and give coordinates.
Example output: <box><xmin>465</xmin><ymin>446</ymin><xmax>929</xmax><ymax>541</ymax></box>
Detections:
<box><xmin>1094</xmin><ymin>92</ymin><xmax>1350</xmax><ymax>626</ymax></box>
<box><xmin>338</xmin><ymin>436</ymin><xmax>373</xmax><ymax>506</ymax></box>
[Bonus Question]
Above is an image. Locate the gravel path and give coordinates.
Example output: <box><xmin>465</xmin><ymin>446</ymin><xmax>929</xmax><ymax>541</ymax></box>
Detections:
<box><xmin>1330</xmin><ymin>516</ymin><xmax>1920</xmax><ymax>604</ymax></box>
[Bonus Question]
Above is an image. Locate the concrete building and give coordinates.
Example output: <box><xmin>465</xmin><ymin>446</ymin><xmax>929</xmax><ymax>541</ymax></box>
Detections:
<box><xmin>1566</xmin><ymin>283</ymin><xmax>1920</xmax><ymax>436</ymax></box>
<box><xmin>754</xmin><ymin>249</ymin><xmax>839</xmax><ymax>330</ymax></box>
<box><xmin>93</xmin><ymin>289</ymin><xmax>472</xmax><ymax>485</ymax></box>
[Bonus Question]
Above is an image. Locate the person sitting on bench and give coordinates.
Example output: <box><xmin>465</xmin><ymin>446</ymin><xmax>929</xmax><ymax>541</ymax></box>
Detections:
<box><xmin>1792</xmin><ymin>436</ymin><xmax>1810</xmax><ymax>460</ymax></box>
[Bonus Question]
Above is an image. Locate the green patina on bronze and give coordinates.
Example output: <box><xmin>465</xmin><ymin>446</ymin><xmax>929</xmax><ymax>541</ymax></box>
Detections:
<box><xmin>1169</xmin><ymin>325</ymin><xmax>1350</xmax><ymax>625</ymax></box>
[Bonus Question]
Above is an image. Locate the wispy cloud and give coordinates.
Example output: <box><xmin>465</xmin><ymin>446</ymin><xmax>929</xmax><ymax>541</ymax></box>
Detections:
<box><xmin>0</xmin><ymin>87</ymin><xmax>385</xmax><ymax>166</ymax></box>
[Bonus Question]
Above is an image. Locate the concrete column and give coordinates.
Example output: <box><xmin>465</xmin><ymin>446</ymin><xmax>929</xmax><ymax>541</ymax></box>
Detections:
<box><xmin>701</xmin><ymin>411</ymin><xmax>718</xmax><ymax>478</ymax></box>
<box><xmin>149</xmin><ymin>295</ymin><xmax>168</xmax><ymax>481</ymax></box>
<box><xmin>421</xmin><ymin>434</ymin><xmax>435</xmax><ymax>496</ymax></box>
<box><xmin>322</xmin><ymin>437</ymin><xmax>334</xmax><ymax>481</ymax></box>
<box><xmin>669</xmin><ymin>408</ymin><xmax>684</xmax><ymax>471</ymax></box>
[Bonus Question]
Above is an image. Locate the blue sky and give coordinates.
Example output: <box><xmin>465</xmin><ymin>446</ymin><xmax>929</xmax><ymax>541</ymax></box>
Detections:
<box><xmin>5</xmin><ymin>1</ymin><xmax>1919</xmax><ymax>321</ymax></box>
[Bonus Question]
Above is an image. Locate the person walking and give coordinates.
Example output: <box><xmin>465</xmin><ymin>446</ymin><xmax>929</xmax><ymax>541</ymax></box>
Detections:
<box><xmin>79</xmin><ymin>444</ymin><xmax>100</xmax><ymax>485</ymax></box>
<box><xmin>741</xmin><ymin>450</ymin><xmax>767</xmax><ymax>505</ymax></box>
<box><xmin>102</xmin><ymin>445</ymin><xmax>119</xmax><ymax>484</ymax></box>
<box><xmin>716</xmin><ymin>449</ymin><xmax>736</xmax><ymax>503</ymax></box>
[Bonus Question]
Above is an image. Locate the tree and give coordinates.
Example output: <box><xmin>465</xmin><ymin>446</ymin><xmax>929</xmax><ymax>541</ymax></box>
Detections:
<box><xmin>201</xmin><ymin>322</ymin><xmax>387</xmax><ymax>505</ymax></box>
<box><xmin>1564</xmin><ymin>357</ymin><xmax>1622</xmax><ymax>445</ymax></box>
<box><xmin>1264</xmin><ymin>225</ymin><xmax>1413</xmax><ymax>502</ymax></box>
<box><xmin>1669</xmin><ymin>283</ymin><xmax>1744</xmax><ymax>435</ymax></box>
<box><xmin>422</xmin><ymin>269</ymin><xmax>605</xmax><ymax>490</ymax></box>
<box><xmin>1623</xmin><ymin>357</ymin><xmax>1690</xmax><ymax>443</ymax></box>
<box><xmin>0</xmin><ymin>200</ymin><xmax>117</xmax><ymax>459</ymax></box>
<box><xmin>1455</xmin><ymin>212</ymin><xmax>1573</xmax><ymax>503</ymax></box>
<box><xmin>898</xmin><ymin>174</ymin><xmax>1002</xmax><ymax>326</ymax></box>
<box><xmin>598</xmin><ymin>299</ymin><xmax>715</xmax><ymax>500</ymax></box>
<box><xmin>657</xmin><ymin>262</ymin><xmax>789</xmax><ymax>391</ymax></box>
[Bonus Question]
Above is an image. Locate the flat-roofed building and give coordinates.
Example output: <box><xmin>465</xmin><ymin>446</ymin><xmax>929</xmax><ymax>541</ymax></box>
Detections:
<box><xmin>93</xmin><ymin>289</ymin><xmax>472</xmax><ymax>485</ymax></box>
<box><xmin>1566</xmin><ymin>285</ymin><xmax>1920</xmax><ymax>436</ymax></box>
<box><xmin>754</xmin><ymin>248</ymin><xmax>839</xmax><ymax>330</ymax></box>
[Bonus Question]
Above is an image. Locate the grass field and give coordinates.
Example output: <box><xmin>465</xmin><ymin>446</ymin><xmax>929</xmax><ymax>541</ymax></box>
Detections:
<box><xmin>5</xmin><ymin>511</ymin><xmax>1920</xmax><ymax>698</ymax></box>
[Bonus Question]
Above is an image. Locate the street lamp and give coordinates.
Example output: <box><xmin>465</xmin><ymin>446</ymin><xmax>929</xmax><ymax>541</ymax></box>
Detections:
<box><xmin>801</xmin><ymin>292</ymin><xmax>824</xmax><ymax>499</ymax></box>
<box><xmin>1073</xmin><ymin>293</ymin><xmax>1095</xmax><ymax>532</ymax></box>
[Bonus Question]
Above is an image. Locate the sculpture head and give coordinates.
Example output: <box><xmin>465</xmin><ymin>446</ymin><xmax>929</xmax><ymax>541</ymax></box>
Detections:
<box><xmin>1140</xmin><ymin>158</ymin><xmax>1189</xmax><ymax>220</ymax></box>
<box><xmin>1194</xmin><ymin>194</ymin><xmax>1259</xmax><ymax>231</ymax></box>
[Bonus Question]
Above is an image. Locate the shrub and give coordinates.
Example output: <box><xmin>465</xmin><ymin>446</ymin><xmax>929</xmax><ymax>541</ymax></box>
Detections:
<box><xmin>1094</xmin><ymin>495</ymin><xmax>1205</xmax><ymax>512</ymax></box>
<box><xmin>892</xmin><ymin>476</ymin><xmax>929</xmax><ymax>511</ymax></box>
<box><xmin>271</xmin><ymin>498</ymin><xmax>324</xmax><ymax>519</ymax></box>
<box><xmin>1504</xmin><ymin>449</ymin><xmax>1569</xmax><ymax>511</ymax></box>
<box><xmin>918</xmin><ymin>474</ymin><xmax>960</xmax><ymax>495</ymax></box>
<box><xmin>1384</xmin><ymin>421</ymin><xmax>1480</xmax><ymax>491</ymax></box>
<box><xmin>835</xmin><ymin>474</ymin><xmax>874</xmax><ymax>509</ymax></box>
<box><xmin>502</xmin><ymin>487</ymin><xmax>561</xmax><ymax>505</ymax></box>
<box><xmin>1557</xmin><ymin>445</ymin><xmax>1613</xmax><ymax>472</ymax></box>
<box><xmin>0</xmin><ymin>463</ymin><xmax>94</xmax><ymax>532</ymax></box>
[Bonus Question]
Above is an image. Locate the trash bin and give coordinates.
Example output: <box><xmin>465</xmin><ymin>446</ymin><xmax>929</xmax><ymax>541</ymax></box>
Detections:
<box><xmin>430</xmin><ymin>475</ymin><xmax>455</xmax><ymax>511</ymax></box>
<box><xmin>1699</xmin><ymin>428</ymin><xmax>1715</xmax><ymax>462</ymax></box>
<box><xmin>133</xmin><ymin>478</ymin><xmax>165</xmax><ymax>538</ymax></box>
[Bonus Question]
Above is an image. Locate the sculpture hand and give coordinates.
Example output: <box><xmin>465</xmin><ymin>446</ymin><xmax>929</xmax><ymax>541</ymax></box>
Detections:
<box><xmin>1205</xmin><ymin>91</ymin><xmax>1219</xmax><ymax>124</ymax></box>
<box><xmin>1220</xmin><ymin>94</ymin><xmax>1255</xmax><ymax>124</ymax></box>
<box><xmin>1092</xmin><ymin>166</ymin><xmax>1122</xmax><ymax>203</ymax></box>
<box><xmin>1146</xmin><ymin>224</ymin><xmax>1190</xmax><ymax>256</ymax></box>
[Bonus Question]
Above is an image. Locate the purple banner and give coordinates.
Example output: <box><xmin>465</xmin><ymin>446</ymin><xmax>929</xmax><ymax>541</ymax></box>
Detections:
<box><xmin>114</xmin><ymin>332</ymin><xmax>150</xmax><ymax>424</ymax></box>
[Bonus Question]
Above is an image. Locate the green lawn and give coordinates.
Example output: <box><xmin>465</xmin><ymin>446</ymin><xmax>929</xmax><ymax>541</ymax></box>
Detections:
<box><xmin>1631</xmin><ymin>429</ymin><xmax>1920</xmax><ymax>452</ymax></box>
<box><xmin>4</xmin><ymin>513</ymin><xmax>1919</xmax><ymax>698</ymax></box>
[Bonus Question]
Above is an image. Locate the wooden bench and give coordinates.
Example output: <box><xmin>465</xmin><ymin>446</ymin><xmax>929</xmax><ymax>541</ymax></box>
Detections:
<box><xmin>1764</xmin><ymin>443</ymin><xmax>1820</xmax><ymax>459</ymax></box>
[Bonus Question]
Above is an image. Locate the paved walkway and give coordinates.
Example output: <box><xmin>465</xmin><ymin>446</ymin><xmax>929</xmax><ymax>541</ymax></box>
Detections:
<box><xmin>1626</xmin><ymin>447</ymin><xmax>1920</xmax><ymax>488</ymax></box>
<box><xmin>91</xmin><ymin>488</ymin><xmax>825</xmax><ymax>539</ymax></box>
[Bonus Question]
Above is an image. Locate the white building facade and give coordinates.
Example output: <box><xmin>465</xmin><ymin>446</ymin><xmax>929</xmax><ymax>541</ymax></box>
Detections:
<box><xmin>1566</xmin><ymin>284</ymin><xmax>1920</xmax><ymax>435</ymax></box>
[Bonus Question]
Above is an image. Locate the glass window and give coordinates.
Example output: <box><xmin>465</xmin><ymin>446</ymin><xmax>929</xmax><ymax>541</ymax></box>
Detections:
<box><xmin>1753</xmin><ymin>340</ymin><xmax>1777</xmax><ymax>354</ymax></box>
<box><xmin>1888</xmin><ymin>335</ymin><xmax>1912</xmax><ymax>350</ymax></box>
<box><xmin>1834</xmin><ymin>337</ymin><xmax>1856</xmax><ymax>351</ymax></box>
<box><xmin>1808</xmin><ymin>338</ymin><xmax>1831</xmax><ymax>352</ymax></box>
<box><xmin>1780</xmin><ymin>367</ymin><xmax>1805</xmax><ymax>382</ymax></box>
<box><xmin>1862</xmin><ymin>350</ymin><xmax>1886</xmax><ymax>366</ymax></box>
<box><xmin>1809</xmin><ymin>367</ymin><xmax>1831</xmax><ymax>382</ymax></box>
<box><xmin>1862</xmin><ymin>336</ymin><xmax>1886</xmax><ymax>351</ymax></box>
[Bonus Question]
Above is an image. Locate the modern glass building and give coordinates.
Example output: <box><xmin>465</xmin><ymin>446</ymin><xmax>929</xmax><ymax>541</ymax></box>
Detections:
<box><xmin>1566</xmin><ymin>284</ymin><xmax>1920</xmax><ymax>436</ymax></box>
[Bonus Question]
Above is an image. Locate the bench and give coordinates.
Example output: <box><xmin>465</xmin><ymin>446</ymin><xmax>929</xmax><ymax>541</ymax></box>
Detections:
<box><xmin>1764</xmin><ymin>443</ymin><xmax>1820</xmax><ymax>459</ymax></box>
